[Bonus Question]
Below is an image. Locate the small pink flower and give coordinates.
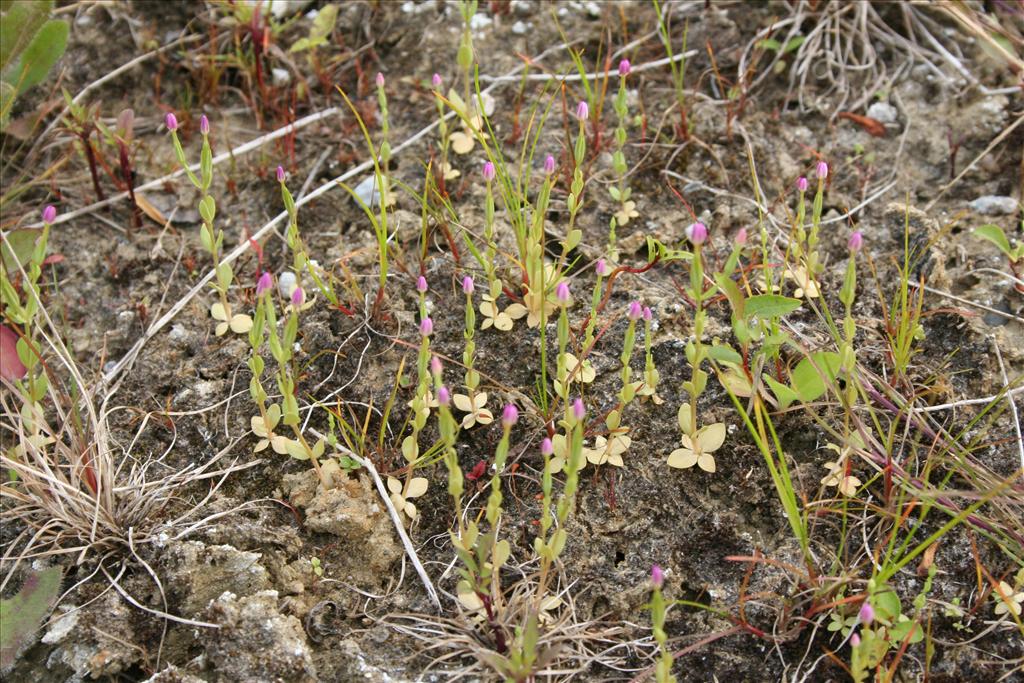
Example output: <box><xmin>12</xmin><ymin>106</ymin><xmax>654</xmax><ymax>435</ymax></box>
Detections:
<box><xmin>256</xmin><ymin>271</ymin><xmax>273</xmax><ymax>296</ymax></box>
<box><xmin>437</xmin><ymin>385</ymin><xmax>451</xmax><ymax>405</ymax></box>
<box><xmin>850</xmin><ymin>633</ymin><xmax>861</xmax><ymax>647</ymax></box>
<box><xmin>291</xmin><ymin>286</ymin><xmax>305</xmax><ymax>308</ymax></box>
<box><xmin>627</xmin><ymin>301</ymin><xmax>643</xmax><ymax>321</ymax></box>
<box><xmin>642</xmin><ymin>306</ymin><xmax>652</xmax><ymax>322</ymax></box>
<box><xmin>199</xmin><ymin>114</ymin><xmax>210</xmax><ymax>135</ymax></box>
<box><xmin>430</xmin><ymin>355</ymin><xmax>443</xmax><ymax>376</ymax></box>
<box><xmin>618</xmin><ymin>59</ymin><xmax>631</xmax><ymax>77</ymax></box>
<box><xmin>164</xmin><ymin>112</ymin><xmax>178</xmax><ymax>131</ymax></box>
<box><xmin>575</xmin><ymin>100</ymin><xmax>589</xmax><ymax>121</ymax></box>
<box><xmin>735</xmin><ymin>227</ymin><xmax>748</xmax><ymax>246</ymax></box>
<box><xmin>595</xmin><ymin>258</ymin><xmax>609</xmax><ymax>277</ymax></box>
<box><xmin>555</xmin><ymin>281</ymin><xmax>571</xmax><ymax>304</ymax></box>
<box><xmin>482</xmin><ymin>161</ymin><xmax>496</xmax><ymax>182</ymax></box>
<box><xmin>432</xmin><ymin>73</ymin><xmax>442</xmax><ymax>88</ymax></box>
<box><xmin>416</xmin><ymin>276</ymin><xmax>428</xmax><ymax>293</ymax></box>
<box><xmin>572</xmin><ymin>397</ymin><xmax>585</xmax><ymax>421</ymax></box>
<box><xmin>41</xmin><ymin>205</ymin><xmax>57</xmax><ymax>223</ymax></box>
<box><xmin>858</xmin><ymin>601</ymin><xmax>874</xmax><ymax>626</ymax></box>
<box><xmin>816</xmin><ymin>161</ymin><xmax>828</xmax><ymax>179</ymax></box>
<box><xmin>686</xmin><ymin>222</ymin><xmax>708</xmax><ymax>245</ymax></box>
<box><xmin>462</xmin><ymin>276</ymin><xmax>475</xmax><ymax>295</ymax></box>
<box><xmin>651</xmin><ymin>564</ymin><xmax>664</xmax><ymax>588</ymax></box>
<box><xmin>541</xmin><ymin>438</ymin><xmax>554</xmax><ymax>456</ymax></box>
<box><xmin>420</xmin><ymin>317</ymin><xmax>433</xmax><ymax>336</ymax></box>
<box><xmin>544</xmin><ymin>155</ymin><xmax>556</xmax><ymax>175</ymax></box>
<box><xmin>797</xmin><ymin>176</ymin><xmax>808</xmax><ymax>192</ymax></box>
<box><xmin>848</xmin><ymin>231</ymin><xmax>863</xmax><ymax>252</ymax></box>
<box><xmin>376</xmin><ymin>72</ymin><xmax>385</xmax><ymax>88</ymax></box>
<box><xmin>276</xmin><ymin>165</ymin><xmax>285</xmax><ymax>182</ymax></box>
<box><xmin>502</xmin><ymin>403</ymin><xmax>519</xmax><ymax>427</ymax></box>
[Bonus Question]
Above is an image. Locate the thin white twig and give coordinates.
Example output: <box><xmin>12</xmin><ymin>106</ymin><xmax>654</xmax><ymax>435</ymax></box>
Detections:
<box><xmin>908</xmin><ymin>282</ymin><xmax>1024</xmax><ymax>324</ymax></box>
<box><xmin>991</xmin><ymin>338</ymin><xmax>1024</xmax><ymax>471</ymax></box>
<box><xmin>912</xmin><ymin>386</ymin><xmax>1024</xmax><ymax>414</ymax></box>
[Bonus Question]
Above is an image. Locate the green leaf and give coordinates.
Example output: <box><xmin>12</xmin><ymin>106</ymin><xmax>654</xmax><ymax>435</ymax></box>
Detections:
<box><xmin>0</xmin><ymin>0</ymin><xmax>53</xmax><ymax>73</ymax></box>
<box><xmin>973</xmin><ymin>224</ymin><xmax>1013</xmax><ymax>259</ymax></box>
<box><xmin>0</xmin><ymin>565</ymin><xmax>62</xmax><ymax>675</ymax></box>
<box><xmin>745</xmin><ymin>294</ymin><xmax>802</xmax><ymax>321</ymax></box>
<box><xmin>7</xmin><ymin>18</ymin><xmax>67</xmax><ymax>96</ymax></box>
<box><xmin>0</xmin><ymin>229</ymin><xmax>38</xmax><ymax>272</ymax></box>
<box><xmin>873</xmin><ymin>585</ymin><xmax>902</xmax><ymax>621</ymax></box>
<box><xmin>788</xmin><ymin>351</ymin><xmax>842</xmax><ymax>403</ymax></box>
<box><xmin>707</xmin><ymin>343</ymin><xmax>742</xmax><ymax>365</ymax></box>
<box><xmin>783</xmin><ymin>36</ymin><xmax>806</xmax><ymax>54</ymax></box>
<box><xmin>762</xmin><ymin>374</ymin><xmax>798</xmax><ymax>411</ymax></box>
<box><xmin>714</xmin><ymin>274</ymin><xmax>745</xmax><ymax>318</ymax></box>
<box><xmin>757</xmin><ymin>38</ymin><xmax>782</xmax><ymax>52</ymax></box>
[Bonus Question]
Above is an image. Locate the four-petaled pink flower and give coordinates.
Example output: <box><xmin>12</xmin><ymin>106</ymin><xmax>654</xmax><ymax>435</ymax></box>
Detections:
<box><xmin>618</xmin><ymin>59</ymin><xmax>631</xmax><ymax>76</ymax></box>
<box><xmin>686</xmin><ymin>222</ymin><xmax>708</xmax><ymax>245</ymax></box>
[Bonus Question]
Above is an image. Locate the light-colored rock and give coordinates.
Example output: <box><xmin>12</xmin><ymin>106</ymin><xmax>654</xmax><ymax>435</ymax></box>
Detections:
<box><xmin>969</xmin><ymin>195</ymin><xmax>1019</xmax><ymax>216</ymax></box>
<box><xmin>866</xmin><ymin>101</ymin><xmax>898</xmax><ymax>125</ymax></box>
<box><xmin>160</xmin><ymin>541</ymin><xmax>271</xmax><ymax>616</ymax></box>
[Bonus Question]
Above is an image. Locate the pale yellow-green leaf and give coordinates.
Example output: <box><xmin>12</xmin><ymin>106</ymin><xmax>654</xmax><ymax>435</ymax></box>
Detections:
<box><xmin>229</xmin><ymin>313</ymin><xmax>253</xmax><ymax>334</ymax></box>
<box><xmin>696</xmin><ymin>422</ymin><xmax>726</xmax><ymax>453</ymax></box>
<box><xmin>402</xmin><ymin>434</ymin><xmax>419</xmax><ymax>461</ymax></box>
<box><xmin>406</xmin><ymin>477</ymin><xmax>429</xmax><ymax>498</ymax></box>
<box><xmin>677</xmin><ymin>403</ymin><xmax>692</xmax><ymax>434</ymax></box>
<box><xmin>493</xmin><ymin>539</ymin><xmax>510</xmax><ymax>568</ymax></box>
<box><xmin>387</xmin><ymin>476</ymin><xmax>403</xmax><ymax>495</ymax></box>
<box><xmin>667</xmin><ymin>447</ymin><xmax>697</xmax><ymax>469</ymax></box>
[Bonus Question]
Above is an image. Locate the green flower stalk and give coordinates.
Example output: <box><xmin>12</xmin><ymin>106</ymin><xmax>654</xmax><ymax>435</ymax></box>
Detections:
<box><xmin>553</xmin><ymin>282</ymin><xmax>572</xmax><ymax>401</ymax></box>
<box><xmin>278</xmin><ymin>166</ymin><xmax>338</xmax><ymax>308</ymax></box>
<box><xmin>638</xmin><ymin>306</ymin><xmax>661</xmax><ymax>401</ymax></box>
<box><xmin>456</xmin><ymin>1</ymin><xmax>477</xmax><ymax>107</ymax></box>
<box><xmin>375</xmin><ymin>72</ymin><xmax>393</xmax><ymax>208</ymax></box>
<box><xmin>683</xmin><ymin>222</ymin><xmax>709</xmax><ymax>440</ymax></box>
<box><xmin>649</xmin><ymin>565</ymin><xmax>677</xmax><ymax>683</ymax></box>
<box><xmin>839</xmin><ymin>232</ymin><xmax>863</xmax><ymax>408</ymax></box>
<box><xmin>431</xmin><ymin>73</ymin><xmax>450</xmax><ymax>173</ymax></box>
<box><xmin>166</xmin><ymin>113</ymin><xmax>248</xmax><ymax>336</ymax></box>
<box><xmin>402</xmin><ymin>278</ymin><xmax>433</xmax><ymax>469</ymax></box>
<box><xmin>461</xmin><ymin>276</ymin><xmax>480</xmax><ymax>396</ymax></box>
<box><xmin>432</xmin><ymin>361</ymin><xmax>464</xmax><ymax>537</ymax></box>
<box><xmin>566</xmin><ymin>101</ymin><xmax>589</xmax><ymax>234</ymax></box>
<box><xmin>609</xmin><ymin>59</ymin><xmax>638</xmax><ymax>229</ymax></box>
<box><xmin>806</xmin><ymin>161</ymin><xmax>828</xmax><ymax>278</ymax></box>
<box><xmin>583</xmin><ymin>258</ymin><xmax>609</xmax><ymax>352</ymax></box>
<box><xmin>483</xmin><ymin>162</ymin><xmax>498</xmax><ymax>287</ymax></box>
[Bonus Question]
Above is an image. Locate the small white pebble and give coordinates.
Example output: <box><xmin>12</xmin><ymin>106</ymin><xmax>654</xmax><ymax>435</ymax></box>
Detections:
<box><xmin>278</xmin><ymin>271</ymin><xmax>298</xmax><ymax>298</ymax></box>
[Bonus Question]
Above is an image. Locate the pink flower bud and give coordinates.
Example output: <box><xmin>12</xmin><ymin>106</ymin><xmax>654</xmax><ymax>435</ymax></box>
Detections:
<box><xmin>628</xmin><ymin>301</ymin><xmax>643</xmax><ymax>320</ymax></box>
<box><xmin>850</xmin><ymin>633</ymin><xmax>861</xmax><ymax>647</ymax></box>
<box><xmin>437</xmin><ymin>386</ymin><xmax>451</xmax><ymax>405</ymax></box>
<box><xmin>686</xmin><ymin>222</ymin><xmax>708</xmax><ymax>245</ymax></box>
<box><xmin>199</xmin><ymin>114</ymin><xmax>210</xmax><ymax>135</ymax></box>
<box><xmin>797</xmin><ymin>176</ymin><xmax>808</xmax><ymax>192</ymax></box>
<box><xmin>416</xmin><ymin>275</ymin><xmax>428</xmax><ymax>293</ymax></box>
<box><xmin>291</xmin><ymin>286</ymin><xmax>305</xmax><ymax>308</ymax></box>
<box><xmin>595</xmin><ymin>258</ymin><xmax>609</xmax><ymax>277</ymax></box>
<box><xmin>816</xmin><ymin>161</ymin><xmax>828</xmax><ymax>179</ymax></box>
<box><xmin>848</xmin><ymin>231</ymin><xmax>863</xmax><ymax>252</ymax></box>
<box><xmin>164</xmin><ymin>112</ymin><xmax>178</xmax><ymax>131</ymax></box>
<box><xmin>735</xmin><ymin>228</ymin><xmax>748</xmax><ymax>246</ymax></box>
<box><xmin>651</xmin><ymin>564</ymin><xmax>664</xmax><ymax>588</ymax></box>
<box><xmin>858</xmin><ymin>601</ymin><xmax>874</xmax><ymax>626</ymax></box>
<box><xmin>618</xmin><ymin>59</ymin><xmax>631</xmax><ymax>76</ymax></box>
<box><xmin>575</xmin><ymin>100</ymin><xmax>589</xmax><ymax>121</ymax></box>
<box><xmin>41</xmin><ymin>205</ymin><xmax>57</xmax><ymax>223</ymax></box>
<box><xmin>482</xmin><ymin>161</ymin><xmax>496</xmax><ymax>182</ymax></box>
<box><xmin>376</xmin><ymin>72</ymin><xmax>385</xmax><ymax>88</ymax></box>
<box><xmin>462</xmin><ymin>276</ymin><xmax>474</xmax><ymax>295</ymax></box>
<box><xmin>544</xmin><ymin>155</ymin><xmax>556</xmax><ymax>175</ymax></box>
<box><xmin>276</xmin><ymin>165</ymin><xmax>285</xmax><ymax>182</ymax></box>
<box><xmin>430</xmin><ymin>355</ymin><xmax>443</xmax><ymax>376</ymax></box>
<box><xmin>256</xmin><ymin>271</ymin><xmax>273</xmax><ymax>296</ymax></box>
<box><xmin>432</xmin><ymin>73</ymin><xmax>442</xmax><ymax>88</ymax></box>
<box><xmin>541</xmin><ymin>438</ymin><xmax>553</xmax><ymax>456</ymax></box>
<box><xmin>502</xmin><ymin>403</ymin><xmax>519</xmax><ymax>427</ymax></box>
<box><xmin>555</xmin><ymin>281</ymin><xmax>571</xmax><ymax>304</ymax></box>
<box><xmin>572</xmin><ymin>398</ymin><xmax>585</xmax><ymax>421</ymax></box>
<box><xmin>419</xmin><ymin>317</ymin><xmax>433</xmax><ymax>336</ymax></box>
<box><xmin>642</xmin><ymin>306</ymin><xmax>652</xmax><ymax>322</ymax></box>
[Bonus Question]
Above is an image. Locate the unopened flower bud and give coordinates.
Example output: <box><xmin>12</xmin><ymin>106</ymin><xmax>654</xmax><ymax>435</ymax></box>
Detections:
<box><xmin>276</xmin><ymin>165</ymin><xmax>285</xmax><ymax>182</ymax></box>
<box><xmin>376</xmin><ymin>72</ymin><xmax>385</xmax><ymax>88</ymax></box>
<box><xmin>572</xmin><ymin>398</ymin><xmax>585</xmax><ymax>421</ymax></box>
<box><xmin>544</xmin><ymin>155</ymin><xmax>556</xmax><ymax>175</ymax></box>
<box><xmin>797</xmin><ymin>176</ymin><xmax>808</xmax><ymax>192</ymax></box>
<box><xmin>462</xmin><ymin>276</ymin><xmax>474</xmax><ymax>295</ymax></box>
<box><xmin>256</xmin><ymin>271</ymin><xmax>273</xmax><ymax>296</ymax></box>
<box><xmin>618</xmin><ymin>59</ymin><xmax>631</xmax><ymax>76</ymax></box>
<box><xmin>651</xmin><ymin>564</ymin><xmax>664</xmax><ymax>588</ymax></box>
<box><xmin>199</xmin><ymin>114</ymin><xmax>210</xmax><ymax>135</ymax></box>
<box><xmin>816</xmin><ymin>160</ymin><xmax>829</xmax><ymax>179</ymax></box>
<box><xmin>858</xmin><ymin>601</ymin><xmax>874</xmax><ymax>626</ymax></box>
<box><xmin>541</xmin><ymin>438</ymin><xmax>553</xmax><ymax>456</ymax></box>
<box><xmin>291</xmin><ymin>286</ymin><xmax>305</xmax><ymax>308</ymax></box>
<box><xmin>432</xmin><ymin>73</ymin><xmax>442</xmax><ymax>88</ymax></box>
<box><xmin>502</xmin><ymin>403</ymin><xmax>518</xmax><ymax>427</ymax></box>
<box><xmin>482</xmin><ymin>161</ymin><xmax>496</xmax><ymax>182</ymax></box>
<box><xmin>430</xmin><ymin>355</ymin><xmax>443</xmax><ymax>376</ymax></box>
<box><xmin>555</xmin><ymin>281</ymin><xmax>571</xmax><ymax>304</ymax></box>
<box><xmin>628</xmin><ymin>301</ymin><xmax>643</xmax><ymax>321</ymax></box>
<box><xmin>437</xmin><ymin>386</ymin><xmax>451</xmax><ymax>405</ymax></box>
<box><xmin>420</xmin><ymin>317</ymin><xmax>433</xmax><ymax>336</ymax></box>
<box><xmin>642</xmin><ymin>306</ymin><xmax>652</xmax><ymax>322</ymax></box>
<box><xmin>735</xmin><ymin>228</ymin><xmax>748</xmax><ymax>246</ymax></box>
<box><xmin>575</xmin><ymin>100</ymin><xmax>589</xmax><ymax>121</ymax></box>
<box><xmin>848</xmin><ymin>231</ymin><xmax>863</xmax><ymax>252</ymax></box>
<box><xmin>164</xmin><ymin>112</ymin><xmax>178</xmax><ymax>131</ymax></box>
<box><xmin>595</xmin><ymin>258</ymin><xmax>609</xmax><ymax>277</ymax></box>
<box><xmin>416</xmin><ymin>276</ymin><xmax>428</xmax><ymax>293</ymax></box>
<box><xmin>686</xmin><ymin>222</ymin><xmax>708</xmax><ymax>245</ymax></box>
<box><xmin>850</xmin><ymin>633</ymin><xmax>861</xmax><ymax>647</ymax></box>
<box><xmin>41</xmin><ymin>205</ymin><xmax>57</xmax><ymax>224</ymax></box>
